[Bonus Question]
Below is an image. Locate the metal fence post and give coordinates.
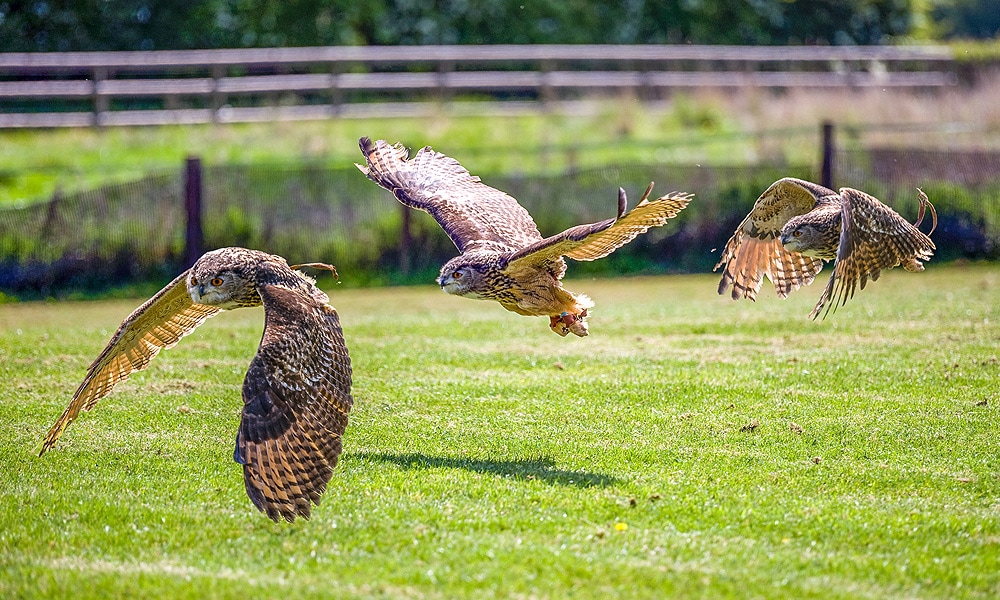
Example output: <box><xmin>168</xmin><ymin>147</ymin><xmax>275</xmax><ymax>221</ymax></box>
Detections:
<box><xmin>184</xmin><ymin>156</ymin><xmax>205</xmax><ymax>267</ymax></box>
<box><xmin>821</xmin><ymin>120</ymin><xmax>835</xmax><ymax>189</ymax></box>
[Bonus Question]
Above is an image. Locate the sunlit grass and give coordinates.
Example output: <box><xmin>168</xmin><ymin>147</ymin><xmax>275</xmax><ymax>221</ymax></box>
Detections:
<box><xmin>5</xmin><ymin>81</ymin><xmax>1000</xmax><ymax>208</ymax></box>
<box><xmin>1</xmin><ymin>264</ymin><xmax>997</xmax><ymax>598</ymax></box>
<box><xmin>0</xmin><ymin>98</ymin><xmax>748</xmax><ymax>206</ymax></box>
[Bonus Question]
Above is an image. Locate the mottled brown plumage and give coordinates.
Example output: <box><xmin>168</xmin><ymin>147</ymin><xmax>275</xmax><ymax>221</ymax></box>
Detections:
<box><xmin>357</xmin><ymin>137</ymin><xmax>693</xmax><ymax>336</ymax></box>
<box><xmin>39</xmin><ymin>247</ymin><xmax>353</xmax><ymax>523</ymax></box>
<box><xmin>715</xmin><ymin>177</ymin><xmax>937</xmax><ymax>319</ymax></box>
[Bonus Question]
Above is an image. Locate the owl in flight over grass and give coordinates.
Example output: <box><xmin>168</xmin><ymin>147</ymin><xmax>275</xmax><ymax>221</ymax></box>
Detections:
<box><xmin>39</xmin><ymin>247</ymin><xmax>352</xmax><ymax>523</ymax></box>
<box><xmin>357</xmin><ymin>136</ymin><xmax>692</xmax><ymax>336</ymax></box>
<box><xmin>715</xmin><ymin>177</ymin><xmax>937</xmax><ymax>319</ymax></box>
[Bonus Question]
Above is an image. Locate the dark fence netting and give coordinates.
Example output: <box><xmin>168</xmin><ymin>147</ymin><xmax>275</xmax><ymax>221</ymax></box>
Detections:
<box><xmin>0</xmin><ymin>173</ymin><xmax>184</xmax><ymax>295</ymax></box>
<box><xmin>0</xmin><ymin>162</ymin><xmax>812</xmax><ymax>297</ymax></box>
<box><xmin>836</xmin><ymin>147</ymin><xmax>1000</xmax><ymax>260</ymax></box>
<box><xmin>0</xmin><ymin>150</ymin><xmax>997</xmax><ymax>297</ymax></box>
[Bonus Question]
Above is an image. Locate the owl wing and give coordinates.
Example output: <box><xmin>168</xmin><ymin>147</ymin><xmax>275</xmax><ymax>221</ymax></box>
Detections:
<box><xmin>235</xmin><ymin>283</ymin><xmax>353</xmax><ymax>522</ymax></box>
<box><xmin>810</xmin><ymin>188</ymin><xmax>936</xmax><ymax>319</ymax></box>
<box><xmin>502</xmin><ymin>184</ymin><xmax>692</xmax><ymax>271</ymax></box>
<box><xmin>715</xmin><ymin>177</ymin><xmax>830</xmax><ymax>301</ymax></box>
<box><xmin>39</xmin><ymin>270</ymin><xmax>220</xmax><ymax>455</ymax></box>
<box><xmin>357</xmin><ymin>137</ymin><xmax>542</xmax><ymax>253</ymax></box>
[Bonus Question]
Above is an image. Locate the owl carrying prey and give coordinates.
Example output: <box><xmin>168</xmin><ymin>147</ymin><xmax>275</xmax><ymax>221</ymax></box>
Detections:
<box><xmin>357</xmin><ymin>137</ymin><xmax>692</xmax><ymax>336</ymax></box>
<box><xmin>39</xmin><ymin>247</ymin><xmax>353</xmax><ymax>522</ymax></box>
<box><xmin>715</xmin><ymin>177</ymin><xmax>937</xmax><ymax>319</ymax></box>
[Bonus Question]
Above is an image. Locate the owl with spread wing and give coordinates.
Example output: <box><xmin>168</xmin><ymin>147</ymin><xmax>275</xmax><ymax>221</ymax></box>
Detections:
<box><xmin>715</xmin><ymin>177</ymin><xmax>937</xmax><ymax>319</ymax></box>
<box><xmin>357</xmin><ymin>137</ymin><xmax>692</xmax><ymax>336</ymax></box>
<box><xmin>39</xmin><ymin>247</ymin><xmax>353</xmax><ymax>523</ymax></box>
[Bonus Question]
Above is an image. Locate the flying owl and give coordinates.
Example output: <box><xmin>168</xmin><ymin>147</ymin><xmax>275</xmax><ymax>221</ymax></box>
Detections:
<box><xmin>715</xmin><ymin>177</ymin><xmax>937</xmax><ymax>319</ymax></box>
<box><xmin>357</xmin><ymin>137</ymin><xmax>693</xmax><ymax>336</ymax></box>
<box><xmin>39</xmin><ymin>247</ymin><xmax>353</xmax><ymax>523</ymax></box>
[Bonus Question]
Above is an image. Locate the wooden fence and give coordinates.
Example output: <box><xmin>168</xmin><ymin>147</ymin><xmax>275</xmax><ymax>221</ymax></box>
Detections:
<box><xmin>0</xmin><ymin>44</ymin><xmax>958</xmax><ymax>128</ymax></box>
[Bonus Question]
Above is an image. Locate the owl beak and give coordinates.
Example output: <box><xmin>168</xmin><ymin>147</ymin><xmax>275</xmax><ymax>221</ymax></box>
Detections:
<box><xmin>188</xmin><ymin>283</ymin><xmax>206</xmax><ymax>304</ymax></box>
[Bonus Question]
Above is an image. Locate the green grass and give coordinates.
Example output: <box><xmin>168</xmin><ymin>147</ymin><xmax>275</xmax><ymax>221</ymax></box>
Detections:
<box><xmin>1</xmin><ymin>264</ymin><xmax>998</xmax><ymax>598</ymax></box>
<box><xmin>0</xmin><ymin>99</ymin><xmax>773</xmax><ymax>208</ymax></box>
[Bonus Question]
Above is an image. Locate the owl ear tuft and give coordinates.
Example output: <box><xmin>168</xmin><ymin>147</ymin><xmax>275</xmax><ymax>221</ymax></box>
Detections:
<box><xmin>291</xmin><ymin>263</ymin><xmax>339</xmax><ymax>281</ymax></box>
<box><xmin>617</xmin><ymin>188</ymin><xmax>628</xmax><ymax>218</ymax></box>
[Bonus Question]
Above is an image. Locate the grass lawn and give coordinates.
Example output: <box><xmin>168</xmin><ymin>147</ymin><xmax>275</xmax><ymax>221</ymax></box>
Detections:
<box><xmin>6</xmin><ymin>81</ymin><xmax>1000</xmax><ymax>209</ymax></box>
<box><xmin>0</xmin><ymin>264</ymin><xmax>997</xmax><ymax>598</ymax></box>
<box><xmin>0</xmin><ymin>101</ymin><xmax>759</xmax><ymax>208</ymax></box>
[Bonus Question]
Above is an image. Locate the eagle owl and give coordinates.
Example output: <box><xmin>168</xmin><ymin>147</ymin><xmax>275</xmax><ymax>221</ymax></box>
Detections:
<box><xmin>39</xmin><ymin>247</ymin><xmax>353</xmax><ymax>522</ymax></box>
<box><xmin>715</xmin><ymin>177</ymin><xmax>937</xmax><ymax>319</ymax></box>
<box><xmin>357</xmin><ymin>137</ymin><xmax>692</xmax><ymax>336</ymax></box>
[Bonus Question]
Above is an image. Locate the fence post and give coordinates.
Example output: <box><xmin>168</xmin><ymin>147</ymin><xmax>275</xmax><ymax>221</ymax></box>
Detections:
<box><xmin>211</xmin><ymin>65</ymin><xmax>225</xmax><ymax>123</ymax></box>
<box><xmin>92</xmin><ymin>66</ymin><xmax>108</xmax><ymax>127</ymax></box>
<box><xmin>399</xmin><ymin>203</ymin><xmax>412</xmax><ymax>277</ymax></box>
<box><xmin>329</xmin><ymin>64</ymin><xmax>343</xmax><ymax>116</ymax></box>
<box><xmin>540</xmin><ymin>59</ymin><xmax>555</xmax><ymax>108</ymax></box>
<box><xmin>184</xmin><ymin>156</ymin><xmax>205</xmax><ymax>267</ymax></box>
<box><xmin>821</xmin><ymin>120</ymin><xmax>835</xmax><ymax>189</ymax></box>
<box><xmin>437</xmin><ymin>59</ymin><xmax>455</xmax><ymax>104</ymax></box>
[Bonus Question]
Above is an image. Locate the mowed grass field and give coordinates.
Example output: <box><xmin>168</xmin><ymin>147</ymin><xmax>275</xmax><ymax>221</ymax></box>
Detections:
<box><xmin>1</xmin><ymin>264</ymin><xmax>997</xmax><ymax>599</ymax></box>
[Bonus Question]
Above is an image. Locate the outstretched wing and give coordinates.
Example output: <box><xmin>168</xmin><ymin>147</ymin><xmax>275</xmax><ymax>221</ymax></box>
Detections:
<box><xmin>39</xmin><ymin>270</ymin><xmax>220</xmax><ymax>455</ymax></box>
<box><xmin>236</xmin><ymin>284</ymin><xmax>353</xmax><ymax>523</ymax></box>
<box><xmin>356</xmin><ymin>137</ymin><xmax>542</xmax><ymax>253</ymax></box>
<box><xmin>715</xmin><ymin>177</ymin><xmax>830</xmax><ymax>301</ymax></box>
<box><xmin>810</xmin><ymin>188</ymin><xmax>936</xmax><ymax>319</ymax></box>
<box><xmin>503</xmin><ymin>183</ymin><xmax>692</xmax><ymax>271</ymax></box>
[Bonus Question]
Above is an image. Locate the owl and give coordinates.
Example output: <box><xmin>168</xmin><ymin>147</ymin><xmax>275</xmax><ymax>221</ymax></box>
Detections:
<box><xmin>39</xmin><ymin>247</ymin><xmax>353</xmax><ymax>523</ymax></box>
<box><xmin>715</xmin><ymin>177</ymin><xmax>937</xmax><ymax>319</ymax></box>
<box><xmin>357</xmin><ymin>137</ymin><xmax>692</xmax><ymax>336</ymax></box>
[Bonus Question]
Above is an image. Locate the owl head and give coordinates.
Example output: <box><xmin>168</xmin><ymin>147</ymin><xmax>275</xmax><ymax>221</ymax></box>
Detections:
<box><xmin>187</xmin><ymin>248</ymin><xmax>265</xmax><ymax>309</ymax></box>
<box><xmin>780</xmin><ymin>214</ymin><xmax>840</xmax><ymax>260</ymax></box>
<box><xmin>438</xmin><ymin>255</ymin><xmax>490</xmax><ymax>299</ymax></box>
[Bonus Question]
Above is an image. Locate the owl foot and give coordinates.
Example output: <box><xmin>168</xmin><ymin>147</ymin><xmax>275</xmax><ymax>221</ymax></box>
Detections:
<box><xmin>549</xmin><ymin>309</ymin><xmax>589</xmax><ymax>337</ymax></box>
<box><xmin>902</xmin><ymin>257</ymin><xmax>925</xmax><ymax>272</ymax></box>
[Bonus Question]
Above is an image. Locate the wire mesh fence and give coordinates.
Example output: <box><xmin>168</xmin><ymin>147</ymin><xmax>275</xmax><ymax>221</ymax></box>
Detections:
<box><xmin>1</xmin><ymin>131</ymin><xmax>998</xmax><ymax>297</ymax></box>
<box><xmin>837</xmin><ymin>147</ymin><xmax>1000</xmax><ymax>260</ymax></box>
<box><xmin>0</xmin><ymin>173</ymin><xmax>184</xmax><ymax>294</ymax></box>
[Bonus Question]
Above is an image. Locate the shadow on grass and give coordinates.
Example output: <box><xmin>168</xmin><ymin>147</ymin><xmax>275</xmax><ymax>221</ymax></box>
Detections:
<box><xmin>352</xmin><ymin>451</ymin><xmax>618</xmax><ymax>488</ymax></box>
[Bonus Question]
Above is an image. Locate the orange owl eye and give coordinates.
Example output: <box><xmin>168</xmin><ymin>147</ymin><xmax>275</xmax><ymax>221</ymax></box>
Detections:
<box><xmin>793</xmin><ymin>230</ymin><xmax>803</xmax><ymax>238</ymax></box>
<box><xmin>211</xmin><ymin>277</ymin><xmax>224</xmax><ymax>286</ymax></box>
<box><xmin>452</xmin><ymin>271</ymin><xmax>463</xmax><ymax>279</ymax></box>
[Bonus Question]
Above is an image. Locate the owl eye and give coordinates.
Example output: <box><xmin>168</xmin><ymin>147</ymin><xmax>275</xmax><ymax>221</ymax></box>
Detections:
<box><xmin>452</xmin><ymin>271</ymin><xmax>463</xmax><ymax>280</ymax></box>
<box><xmin>793</xmin><ymin>230</ymin><xmax>803</xmax><ymax>238</ymax></box>
<box><xmin>211</xmin><ymin>277</ymin><xmax>224</xmax><ymax>286</ymax></box>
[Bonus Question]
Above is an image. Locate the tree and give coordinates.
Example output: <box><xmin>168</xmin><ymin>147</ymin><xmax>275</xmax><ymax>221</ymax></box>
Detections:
<box><xmin>0</xmin><ymin>0</ymin><xmax>931</xmax><ymax>52</ymax></box>
<box><xmin>933</xmin><ymin>0</ymin><xmax>1000</xmax><ymax>39</ymax></box>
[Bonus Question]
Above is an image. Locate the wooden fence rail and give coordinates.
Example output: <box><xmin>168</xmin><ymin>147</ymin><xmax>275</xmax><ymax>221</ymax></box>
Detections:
<box><xmin>0</xmin><ymin>44</ymin><xmax>958</xmax><ymax>128</ymax></box>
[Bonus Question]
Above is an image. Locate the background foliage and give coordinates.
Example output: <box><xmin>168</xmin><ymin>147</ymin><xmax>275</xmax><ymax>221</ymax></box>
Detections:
<box><xmin>2</xmin><ymin>0</ymin><xmax>998</xmax><ymax>52</ymax></box>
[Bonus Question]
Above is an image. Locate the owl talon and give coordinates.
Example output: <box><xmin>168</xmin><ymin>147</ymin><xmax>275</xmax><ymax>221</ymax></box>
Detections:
<box><xmin>549</xmin><ymin>310</ymin><xmax>589</xmax><ymax>337</ymax></box>
<box><xmin>902</xmin><ymin>257</ymin><xmax>925</xmax><ymax>272</ymax></box>
<box><xmin>550</xmin><ymin>314</ymin><xmax>571</xmax><ymax>336</ymax></box>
